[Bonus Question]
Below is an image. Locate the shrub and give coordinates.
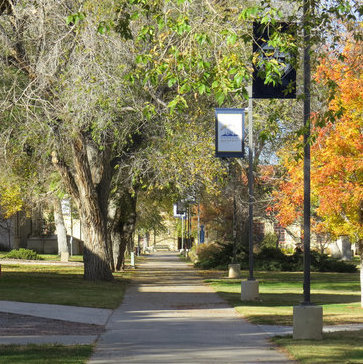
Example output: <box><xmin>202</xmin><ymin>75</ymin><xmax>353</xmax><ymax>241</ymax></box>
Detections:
<box><xmin>255</xmin><ymin>247</ymin><xmax>288</xmax><ymax>271</ymax></box>
<box><xmin>194</xmin><ymin>242</ymin><xmax>234</xmax><ymax>269</ymax></box>
<box><xmin>192</xmin><ymin>240</ymin><xmax>357</xmax><ymax>273</ymax></box>
<box><xmin>186</xmin><ymin>246</ymin><xmax>197</xmax><ymax>263</ymax></box>
<box><xmin>255</xmin><ymin>248</ymin><xmax>357</xmax><ymax>273</ymax></box>
<box><xmin>316</xmin><ymin>256</ymin><xmax>357</xmax><ymax>273</ymax></box>
<box><xmin>256</xmin><ymin>260</ymin><xmax>284</xmax><ymax>271</ymax></box>
<box><xmin>281</xmin><ymin>246</ymin><xmax>295</xmax><ymax>255</ymax></box>
<box><xmin>5</xmin><ymin>248</ymin><xmax>39</xmax><ymax>260</ymax></box>
<box><xmin>257</xmin><ymin>247</ymin><xmax>287</xmax><ymax>261</ymax></box>
<box><xmin>259</xmin><ymin>233</ymin><xmax>278</xmax><ymax>250</ymax></box>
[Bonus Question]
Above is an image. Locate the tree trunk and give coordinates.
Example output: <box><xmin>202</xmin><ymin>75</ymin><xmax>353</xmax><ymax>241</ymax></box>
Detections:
<box><xmin>109</xmin><ymin>194</ymin><xmax>124</xmax><ymax>271</ymax></box>
<box><xmin>123</xmin><ymin>193</ymin><xmax>137</xmax><ymax>264</ymax></box>
<box><xmin>359</xmin><ymin>241</ymin><xmax>363</xmax><ymax>308</ymax></box>
<box><xmin>53</xmin><ymin>198</ymin><xmax>68</xmax><ymax>254</ymax></box>
<box><xmin>52</xmin><ymin>133</ymin><xmax>114</xmax><ymax>281</ymax></box>
<box><xmin>74</xmin><ymin>137</ymin><xmax>114</xmax><ymax>281</ymax></box>
<box><xmin>109</xmin><ymin>190</ymin><xmax>137</xmax><ymax>271</ymax></box>
<box><xmin>81</xmin><ymin>210</ymin><xmax>114</xmax><ymax>281</ymax></box>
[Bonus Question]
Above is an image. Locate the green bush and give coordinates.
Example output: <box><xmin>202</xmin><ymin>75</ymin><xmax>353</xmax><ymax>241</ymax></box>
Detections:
<box><xmin>193</xmin><ymin>241</ymin><xmax>357</xmax><ymax>273</ymax></box>
<box><xmin>316</xmin><ymin>256</ymin><xmax>357</xmax><ymax>273</ymax></box>
<box><xmin>258</xmin><ymin>249</ymin><xmax>358</xmax><ymax>273</ymax></box>
<box><xmin>257</xmin><ymin>247</ymin><xmax>287</xmax><ymax>261</ymax></box>
<box><xmin>259</xmin><ymin>233</ymin><xmax>278</xmax><ymax>249</ymax></box>
<box><xmin>187</xmin><ymin>245</ymin><xmax>198</xmax><ymax>263</ymax></box>
<box><xmin>194</xmin><ymin>242</ymin><xmax>234</xmax><ymax>269</ymax></box>
<box><xmin>256</xmin><ymin>260</ymin><xmax>284</xmax><ymax>271</ymax></box>
<box><xmin>281</xmin><ymin>246</ymin><xmax>295</xmax><ymax>255</ymax></box>
<box><xmin>255</xmin><ymin>247</ymin><xmax>288</xmax><ymax>271</ymax></box>
<box><xmin>5</xmin><ymin>248</ymin><xmax>39</xmax><ymax>260</ymax></box>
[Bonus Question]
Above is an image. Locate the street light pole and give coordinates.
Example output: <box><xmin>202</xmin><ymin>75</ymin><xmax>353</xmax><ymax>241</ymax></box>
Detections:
<box><xmin>303</xmin><ymin>0</ymin><xmax>311</xmax><ymax>306</ymax></box>
<box><xmin>248</xmin><ymin>87</ymin><xmax>254</xmax><ymax>281</ymax></box>
<box><xmin>293</xmin><ymin>0</ymin><xmax>322</xmax><ymax>340</ymax></box>
<box><xmin>240</xmin><ymin>87</ymin><xmax>259</xmax><ymax>300</ymax></box>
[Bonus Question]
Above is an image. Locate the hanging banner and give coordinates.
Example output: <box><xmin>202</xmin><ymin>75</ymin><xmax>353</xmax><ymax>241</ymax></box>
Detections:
<box><xmin>215</xmin><ymin>108</ymin><xmax>245</xmax><ymax>158</ymax></box>
<box><xmin>253</xmin><ymin>22</ymin><xmax>296</xmax><ymax>99</ymax></box>
<box><xmin>173</xmin><ymin>202</ymin><xmax>186</xmax><ymax>218</ymax></box>
<box><xmin>200</xmin><ymin>225</ymin><xmax>205</xmax><ymax>244</ymax></box>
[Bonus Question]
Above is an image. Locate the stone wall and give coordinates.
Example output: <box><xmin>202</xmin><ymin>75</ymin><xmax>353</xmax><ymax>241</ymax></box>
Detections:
<box><xmin>27</xmin><ymin>236</ymin><xmax>83</xmax><ymax>255</ymax></box>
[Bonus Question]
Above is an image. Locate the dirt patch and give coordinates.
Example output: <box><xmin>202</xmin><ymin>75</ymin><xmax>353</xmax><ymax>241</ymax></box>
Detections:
<box><xmin>0</xmin><ymin>312</ymin><xmax>104</xmax><ymax>336</ymax></box>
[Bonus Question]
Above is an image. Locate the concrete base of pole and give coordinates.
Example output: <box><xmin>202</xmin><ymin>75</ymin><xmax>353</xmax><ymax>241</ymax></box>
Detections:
<box><xmin>241</xmin><ymin>280</ymin><xmax>259</xmax><ymax>301</ymax></box>
<box><xmin>293</xmin><ymin>304</ymin><xmax>323</xmax><ymax>340</ymax></box>
<box><xmin>228</xmin><ymin>264</ymin><xmax>241</xmax><ymax>278</ymax></box>
<box><xmin>60</xmin><ymin>252</ymin><xmax>69</xmax><ymax>262</ymax></box>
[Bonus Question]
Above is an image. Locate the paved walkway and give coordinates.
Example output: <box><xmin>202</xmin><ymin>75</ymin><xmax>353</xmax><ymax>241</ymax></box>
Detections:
<box><xmin>1</xmin><ymin>252</ymin><xmax>362</xmax><ymax>361</ymax></box>
<box><xmin>88</xmin><ymin>252</ymin><xmax>294</xmax><ymax>363</ymax></box>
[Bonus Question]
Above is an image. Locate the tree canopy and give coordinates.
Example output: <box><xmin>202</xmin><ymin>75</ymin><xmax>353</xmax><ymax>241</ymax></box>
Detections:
<box><xmin>0</xmin><ymin>0</ymin><xmax>361</xmax><ymax>281</ymax></box>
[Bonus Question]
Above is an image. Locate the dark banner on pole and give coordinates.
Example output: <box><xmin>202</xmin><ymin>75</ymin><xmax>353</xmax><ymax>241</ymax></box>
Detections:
<box><xmin>253</xmin><ymin>22</ymin><xmax>296</xmax><ymax>99</ymax></box>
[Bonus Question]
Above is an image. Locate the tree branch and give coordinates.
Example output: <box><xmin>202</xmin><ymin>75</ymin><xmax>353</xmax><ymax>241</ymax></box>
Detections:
<box><xmin>0</xmin><ymin>0</ymin><xmax>16</xmax><ymax>16</ymax></box>
<box><xmin>51</xmin><ymin>151</ymin><xmax>80</xmax><ymax>202</ymax></box>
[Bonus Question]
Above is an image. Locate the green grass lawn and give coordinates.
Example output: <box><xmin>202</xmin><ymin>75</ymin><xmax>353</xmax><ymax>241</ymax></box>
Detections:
<box><xmin>203</xmin><ymin>269</ymin><xmax>362</xmax><ymax>363</ymax></box>
<box><xmin>273</xmin><ymin>330</ymin><xmax>363</xmax><ymax>364</ymax></box>
<box><xmin>0</xmin><ymin>264</ymin><xmax>132</xmax><ymax>308</ymax></box>
<box><xmin>0</xmin><ymin>344</ymin><xmax>93</xmax><ymax>364</ymax></box>
<box><xmin>39</xmin><ymin>254</ymin><xmax>84</xmax><ymax>262</ymax></box>
<box><xmin>0</xmin><ymin>252</ymin><xmax>83</xmax><ymax>262</ymax></box>
<box><xmin>203</xmin><ymin>270</ymin><xmax>362</xmax><ymax>326</ymax></box>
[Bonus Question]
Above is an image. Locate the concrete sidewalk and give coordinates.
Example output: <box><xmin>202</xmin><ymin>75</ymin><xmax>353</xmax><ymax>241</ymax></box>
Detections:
<box><xmin>0</xmin><ymin>301</ymin><xmax>112</xmax><ymax>325</ymax></box>
<box><xmin>89</xmin><ymin>252</ymin><xmax>295</xmax><ymax>363</ymax></box>
<box><xmin>0</xmin><ymin>301</ymin><xmax>112</xmax><ymax>345</ymax></box>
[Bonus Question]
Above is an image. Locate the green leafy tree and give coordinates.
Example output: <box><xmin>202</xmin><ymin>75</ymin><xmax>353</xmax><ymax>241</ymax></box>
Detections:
<box><xmin>1</xmin><ymin>0</ymin><xmax>360</xmax><ymax>281</ymax></box>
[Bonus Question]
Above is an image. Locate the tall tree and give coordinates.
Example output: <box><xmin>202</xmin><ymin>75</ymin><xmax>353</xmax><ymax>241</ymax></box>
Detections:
<box><xmin>0</xmin><ymin>0</ymin><xmax>140</xmax><ymax>280</ymax></box>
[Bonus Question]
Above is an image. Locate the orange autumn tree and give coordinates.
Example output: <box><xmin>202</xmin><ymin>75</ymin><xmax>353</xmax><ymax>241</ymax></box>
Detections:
<box><xmin>271</xmin><ymin>34</ymin><xmax>363</xmax><ymax>249</ymax></box>
<box><xmin>313</xmin><ymin>35</ymin><xmax>363</xmax><ymax>242</ymax></box>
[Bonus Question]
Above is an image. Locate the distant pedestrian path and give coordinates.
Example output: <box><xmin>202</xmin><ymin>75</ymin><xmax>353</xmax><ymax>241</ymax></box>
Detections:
<box><xmin>89</xmin><ymin>252</ymin><xmax>294</xmax><ymax>363</ymax></box>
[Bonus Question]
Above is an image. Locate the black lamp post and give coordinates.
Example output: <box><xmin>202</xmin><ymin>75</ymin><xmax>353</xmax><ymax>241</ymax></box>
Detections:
<box><xmin>303</xmin><ymin>0</ymin><xmax>311</xmax><ymax>306</ymax></box>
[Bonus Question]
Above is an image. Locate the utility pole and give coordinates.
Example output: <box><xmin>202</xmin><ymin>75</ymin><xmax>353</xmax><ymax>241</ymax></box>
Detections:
<box><xmin>248</xmin><ymin>87</ymin><xmax>254</xmax><ymax>281</ymax></box>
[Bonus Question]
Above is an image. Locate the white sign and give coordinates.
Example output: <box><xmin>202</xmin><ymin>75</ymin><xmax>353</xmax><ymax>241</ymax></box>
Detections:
<box><xmin>215</xmin><ymin>108</ymin><xmax>245</xmax><ymax>157</ymax></box>
<box><xmin>173</xmin><ymin>204</ymin><xmax>186</xmax><ymax>219</ymax></box>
